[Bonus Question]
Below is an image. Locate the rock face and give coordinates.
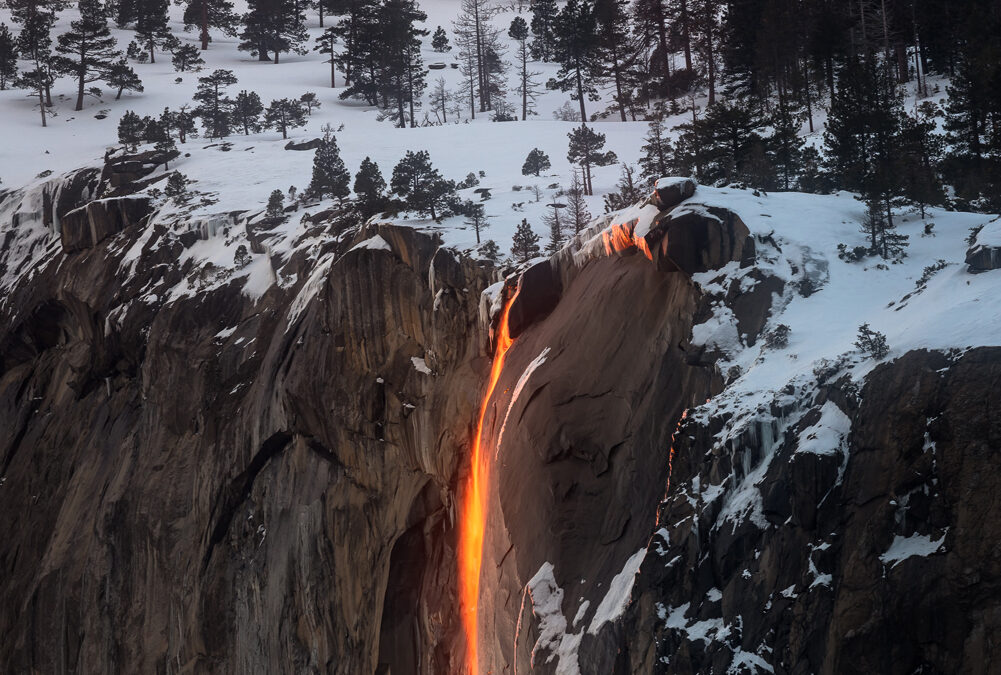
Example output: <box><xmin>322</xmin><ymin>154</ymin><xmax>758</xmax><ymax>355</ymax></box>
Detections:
<box><xmin>965</xmin><ymin>220</ymin><xmax>1001</xmax><ymax>271</ymax></box>
<box><xmin>2</xmin><ymin>168</ymin><xmax>1001</xmax><ymax>675</ymax></box>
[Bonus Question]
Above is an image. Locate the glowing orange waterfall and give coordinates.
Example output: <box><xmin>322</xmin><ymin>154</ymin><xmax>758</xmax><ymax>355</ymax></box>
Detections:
<box><xmin>459</xmin><ymin>285</ymin><xmax>521</xmax><ymax>675</ymax></box>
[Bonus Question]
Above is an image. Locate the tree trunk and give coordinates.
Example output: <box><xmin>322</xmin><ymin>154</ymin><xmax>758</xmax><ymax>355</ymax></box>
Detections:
<box><xmin>575</xmin><ymin>65</ymin><xmax>587</xmax><ymax>123</ymax></box>
<box><xmin>75</xmin><ymin>58</ymin><xmax>85</xmax><ymax>111</ymax></box>
<box><xmin>611</xmin><ymin>43</ymin><xmax>626</xmax><ymax>122</ymax></box>
<box><xmin>38</xmin><ymin>85</ymin><xmax>46</xmax><ymax>127</ymax></box>
<box><xmin>330</xmin><ymin>51</ymin><xmax>336</xmax><ymax>87</ymax></box>
<box><xmin>200</xmin><ymin>0</ymin><xmax>209</xmax><ymax>50</ymax></box>
<box><xmin>521</xmin><ymin>43</ymin><xmax>527</xmax><ymax>120</ymax></box>
<box><xmin>116</xmin><ymin>85</ymin><xmax>124</xmax><ymax>100</ymax></box>
<box><xmin>681</xmin><ymin>0</ymin><xmax>693</xmax><ymax>71</ymax></box>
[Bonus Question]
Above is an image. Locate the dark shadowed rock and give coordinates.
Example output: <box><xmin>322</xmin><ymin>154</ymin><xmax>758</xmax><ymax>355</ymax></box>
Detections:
<box><xmin>284</xmin><ymin>138</ymin><xmax>323</xmax><ymax>151</ymax></box>
<box><xmin>60</xmin><ymin>197</ymin><xmax>153</xmax><ymax>253</ymax></box>
<box><xmin>654</xmin><ymin>204</ymin><xmax>752</xmax><ymax>275</ymax></box>
<box><xmin>507</xmin><ymin>258</ymin><xmax>562</xmax><ymax>339</ymax></box>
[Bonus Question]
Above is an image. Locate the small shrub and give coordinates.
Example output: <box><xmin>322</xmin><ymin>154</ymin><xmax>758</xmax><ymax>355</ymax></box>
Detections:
<box><xmin>837</xmin><ymin>243</ymin><xmax>868</xmax><ymax>263</ymax></box>
<box><xmin>966</xmin><ymin>224</ymin><xmax>984</xmax><ymax>246</ymax></box>
<box><xmin>915</xmin><ymin>259</ymin><xmax>948</xmax><ymax>288</ymax></box>
<box><xmin>764</xmin><ymin>324</ymin><xmax>791</xmax><ymax>350</ymax></box>
<box><xmin>855</xmin><ymin>323</ymin><xmax>889</xmax><ymax>360</ymax></box>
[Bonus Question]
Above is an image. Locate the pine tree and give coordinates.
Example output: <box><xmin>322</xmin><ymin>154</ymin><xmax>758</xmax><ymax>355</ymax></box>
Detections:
<box><xmin>522</xmin><ymin>148</ymin><xmax>551</xmax><ymax>176</ymax></box>
<box><xmin>0</xmin><ymin>23</ymin><xmax>18</xmax><ymax>90</ymax></box>
<box><xmin>633</xmin><ymin>0</ymin><xmax>672</xmax><ymax>98</ymax></box>
<box><xmin>106</xmin><ymin>57</ymin><xmax>143</xmax><ymax>99</ymax></box>
<box><xmin>266</xmin><ymin>188</ymin><xmax>285</xmax><ymax>221</ymax></box>
<box><xmin>390</xmin><ymin>150</ymin><xmax>456</xmax><ymax>221</ymax></box>
<box><xmin>381</xmin><ymin>0</ymin><xmax>428</xmax><ymax>127</ymax></box>
<box><xmin>544</xmin><ymin>200</ymin><xmax>566</xmax><ymax>253</ymax></box>
<box><xmin>639</xmin><ymin>115</ymin><xmax>672</xmax><ymax>181</ymax></box>
<box><xmin>594</xmin><ymin>0</ymin><xmax>635</xmax><ymax>121</ymax></box>
<box><xmin>478</xmin><ymin>239</ymin><xmax>501</xmax><ymax>263</ymax></box>
<box><xmin>565</xmin><ymin>169</ymin><xmax>591</xmax><ymax>232</ymax></box>
<box><xmin>12</xmin><ymin>0</ymin><xmax>56</xmax><ymax>113</ymax></box>
<box><xmin>567</xmin><ymin>124</ymin><xmax>617</xmax><ymax>195</ymax></box>
<box><xmin>239</xmin><ymin>0</ymin><xmax>309</xmax><ymax>63</ymax></box>
<box><xmin>603</xmin><ymin>164</ymin><xmax>644</xmax><ymax>212</ymax></box>
<box><xmin>898</xmin><ymin>104</ymin><xmax>945</xmax><ymax>218</ymax></box>
<box><xmin>232</xmin><ymin>90</ymin><xmax>264</xmax><ymax>134</ymax></box>
<box><xmin>300</xmin><ymin>92</ymin><xmax>320</xmax><ymax>115</ymax></box>
<box><xmin>509</xmin><ymin>16</ymin><xmax>542</xmax><ymax>120</ymax></box>
<box><xmin>53</xmin><ymin>0</ymin><xmax>124</xmax><ymax>111</ymax></box>
<box><xmin>264</xmin><ymin>98</ymin><xmax>306</xmax><ymax>139</ymax></box>
<box><xmin>307</xmin><ymin>128</ymin><xmax>351</xmax><ymax>199</ymax></box>
<box><xmin>172</xmin><ymin>104</ymin><xmax>198</xmax><ymax>143</ymax></box>
<box><xmin>463</xmin><ymin>201</ymin><xmax>489</xmax><ymax>244</ymax></box>
<box><xmin>354</xmin><ymin>156</ymin><xmax>386</xmax><ymax>217</ymax></box>
<box><xmin>550</xmin><ymin>0</ymin><xmax>602</xmax><ymax>123</ymax></box>
<box><xmin>691</xmin><ymin>0</ymin><xmax>723</xmax><ymax>104</ymax></box>
<box><xmin>511</xmin><ymin>218</ymin><xmax>541</xmax><ymax>263</ymax></box>
<box><xmin>134</xmin><ymin>0</ymin><xmax>172</xmax><ymax>63</ymax></box>
<box><xmin>431</xmin><ymin>25</ymin><xmax>450</xmax><ymax>52</ymax></box>
<box><xmin>118</xmin><ymin>110</ymin><xmax>146</xmax><ymax>150</ymax></box>
<box><xmin>234</xmin><ymin>244</ymin><xmax>251</xmax><ymax>268</ymax></box>
<box><xmin>314</xmin><ymin>26</ymin><xmax>337</xmax><ymax>87</ymax></box>
<box><xmin>767</xmin><ymin>100</ymin><xmax>805</xmax><ymax>190</ymax></box>
<box><xmin>529</xmin><ymin>0</ymin><xmax>559</xmax><ymax>61</ymax></box>
<box><xmin>181</xmin><ymin>0</ymin><xmax>238</xmax><ymax>51</ymax></box>
<box><xmin>334</xmin><ymin>0</ymin><xmax>382</xmax><ymax>105</ymax></box>
<box><xmin>453</xmin><ymin>0</ymin><xmax>499</xmax><ymax>113</ymax></box>
<box><xmin>192</xmin><ymin>68</ymin><xmax>237</xmax><ymax>138</ymax></box>
<box><xmin>172</xmin><ymin>43</ymin><xmax>205</xmax><ymax>71</ymax></box>
<box><xmin>165</xmin><ymin>171</ymin><xmax>190</xmax><ymax>202</ymax></box>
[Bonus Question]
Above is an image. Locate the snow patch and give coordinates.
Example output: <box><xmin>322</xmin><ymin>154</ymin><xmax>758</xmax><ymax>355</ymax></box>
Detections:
<box><xmin>587</xmin><ymin>547</ymin><xmax>646</xmax><ymax>635</ymax></box>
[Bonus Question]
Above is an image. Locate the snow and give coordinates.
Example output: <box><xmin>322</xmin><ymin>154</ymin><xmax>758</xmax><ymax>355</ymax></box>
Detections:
<box><xmin>526</xmin><ymin>562</ymin><xmax>582</xmax><ymax>675</ymax></box>
<box><xmin>796</xmin><ymin>401</ymin><xmax>851</xmax><ymax>456</ymax></box>
<box><xmin>411</xmin><ymin>356</ymin><xmax>432</xmax><ymax>375</ymax></box>
<box><xmin>587</xmin><ymin>547</ymin><xmax>646</xmax><ymax>636</ymax></box>
<box><xmin>879</xmin><ymin>533</ymin><xmax>947</xmax><ymax>568</ymax></box>
<box><xmin>350</xmin><ymin>234</ymin><xmax>392</xmax><ymax>252</ymax></box>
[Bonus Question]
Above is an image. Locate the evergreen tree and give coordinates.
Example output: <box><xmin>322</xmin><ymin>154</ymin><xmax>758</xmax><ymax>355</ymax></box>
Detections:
<box><xmin>300</xmin><ymin>92</ymin><xmax>320</xmax><ymax>115</ymax></box>
<box><xmin>181</xmin><ymin>0</ymin><xmax>238</xmax><ymax>51</ymax></box>
<box><xmin>603</xmin><ymin>164</ymin><xmax>644</xmax><ymax>212</ymax></box>
<box><xmin>134</xmin><ymin>0</ymin><xmax>172</xmax><ymax>63</ymax></box>
<box><xmin>172</xmin><ymin>104</ymin><xmax>198</xmax><ymax>143</ymax></box>
<box><xmin>544</xmin><ymin>200</ymin><xmax>566</xmax><ymax>253</ymax></box>
<box><xmin>232</xmin><ymin>90</ymin><xmax>264</xmax><ymax>134</ymax></box>
<box><xmin>53</xmin><ymin>0</ymin><xmax>124</xmax><ymax>111</ymax></box>
<box><xmin>509</xmin><ymin>16</ymin><xmax>542</xmax><ymax>120</ymax></box>
<box><xmin>567</xmin><ymin>124</ymin><xmax>617</xmax><ymax>195</ymax></box>
<box><xmin>354</xmin><ymin>156</ymin><xmax>386</xmax><ymax>217</ymax></box>
<box><xmin>550</xmin><ymin>0</ymin><xmax>602</xmax><ymax>122</ymax></box>
<box><xmin>118</xmin><ymin>109</ymin><xmax>146</xmax><ymax>150</ymax></box>
<box><xmin>529</xmin><ymin>0</ymin><xmax>559</xmax><ymax>61</ymax></box>
<box><xmin>239</xmin><ymin>0</ymin><xmax>309</xmax><ymax>63</ymax></box>
<box><xmin>522</xmin><ymin>148</ymin><xmax>551</xmax><ymax>176</ymax></box>
<box><xmin>898</xmin><ymin>104</ymin><xmax>945</xmax><ymax>218</ymax></box>
<box><xmin>639</xmin><ymin>115</ymin><xmax>672</xmax><ymax>181</ymax></box>
<box><xmin>691</xmin><ymin>0</ymin><xmax>722</xmax><ymax>104</ymax></box>
<box><xmin>307</xmin><ymin>128</ymin><xmax>351</xmax><ymax>199</ymax></box>
<box><xmin>478</xmin><ymin>239</ymin><xmax>501</xmax><ymax>263</ymax></box>
<box><xmin>453</xmin><ymin>0</ymin><xmax>500</xmax><ymax>113</ymax></box>
<box><xmin>511</xmin><ymin>218</ymin><xmax>541</xmax><ymax>263</ymax></box>
<box><xmin>314</xmin><ymin>26</ymin><xmax>337</xmax><ymax>87</ymax></box>
<box><xmin>192</xmin><ymin>68</ymin><xmax>237</xmax><ymax>138</ymax></box>
<box><xmin>334</xmin><ymin>0</ymin><xmax>382</xmax><ymax>105</ymax></box>
<box><xmin>565</xmin><ymin>169</ymin><xmax>591</xmax><ymax>232</ymax></box>
<box><xmin>234</xmin><ymin>244</ymin><xmax>251</xmax><ymax>268</ymax></box>
<box><xmin>172</xmin><ymin>43</ymin><xmax>205</xmax><ymax>71</ymax></box>
<box><xmin>106</xmin><ymin>57</ymin><xmax>143</xmax><ymax>99</ymax></box>
<box><xmin>824</xmin><ymin>54</ymin><xmax>904</xmax><ymax>227</ymax></box>
<box><xmin>594</xmin><ymin>0</ymin><xmax>635</xmax><ymax>121</ymax></box>
<box><xmin>263</xmin><ymin>97</ymin><xmax>307</xmax><ymax>139</ymax></box>
<box><xmin>390</xmin><ymin>150</ymin><xmax>455</xmax><ymax>221</ymax></box>
<box><xmin>12</xmin><ymin>0</ymin><xmax>56</xmax><ymax>111</ymax></box>
<box><xmin>767</xmin><ymin>100</ymin><xmax>805</xmax><ymax>191</ymax></box>
<box><xmin>266</xmin><ymin>188</ymin><xmax>285</xmax><ymax>221</ymax></box>
<box><xmin>633</xmin><ymin>0</ymin><xmax>672</xmax><ymax>98</ymax></box>
<box><xmin>462</xmin><ymin>201</ymin><xmax>489</xmax><ymax>243</ymax></box>
<box><xmin>431</xmin><ymin>25</ymin><xmax>450</xmax><ymax>52</ymax></box>
<box><xmin>165</xmin><ymin>171</ymin><xmax>190</xmax><ymax>202</ymax></box>
<box><xmin>0</xmin><ymin>23</ymin><xmax>18</xmax><ymax>90</ymax></box>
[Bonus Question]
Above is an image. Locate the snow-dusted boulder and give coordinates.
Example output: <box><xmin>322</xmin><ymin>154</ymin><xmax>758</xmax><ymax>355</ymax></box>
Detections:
<box><xmin>653</xmin><ymin>176</ymin><xmax>697</xmax><ymax>210</ymax></box>
<box><xmin>284</xmin><ymin>138</ymin><xmax>323</xmax><ymax>151</ymax></box>
<box><xmin>965</xmin><ymin>219</ymin><xmax>1001</xmax><ymax>272</ymax></box>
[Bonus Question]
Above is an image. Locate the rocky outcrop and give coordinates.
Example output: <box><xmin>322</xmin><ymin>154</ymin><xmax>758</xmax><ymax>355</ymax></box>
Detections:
<box><xmin>965</xmin><ymin>220</ymin><xmax>1001</xmax><ymax>271</ymax></box>
<box><xmin>60</xmin><ymin>196</ymin><xmax>153</xmax><ymax>253</ymax></box>
<box><xmin>285</xmin><ymin>138</ymin><xmax>323</xmax><ymax>151</ymax></box>
<box><xmin>3</xmin><ymin>166</ymin><xmax>1001</xmax><ymax>675</ymax></box>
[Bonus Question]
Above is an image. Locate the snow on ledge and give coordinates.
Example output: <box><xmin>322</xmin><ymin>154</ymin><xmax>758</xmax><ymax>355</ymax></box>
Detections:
<box><xmin>879</xmin><ymin>533</ymin><xmax>947</xmax><ymax>568</ymax></box>
<box><xmin>587</xmin><ymin>547</ymin><xmax>647</xmax><ymax>635</ymax></box>
<box><xmin>350</xmin><ymin>234</ymin><xmax>392</xmax><ymax>252</ymax></box>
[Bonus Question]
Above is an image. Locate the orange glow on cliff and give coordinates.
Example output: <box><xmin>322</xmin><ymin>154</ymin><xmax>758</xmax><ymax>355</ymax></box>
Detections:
<box><xmin>601</xmin><ymin>218</ymin><xmax>653</xmax><ymax>260</ymax></box>
<box><xmin>460</xmin><ymin>284</ymin><xmax>521</xmax><ymax>675</ymax></box>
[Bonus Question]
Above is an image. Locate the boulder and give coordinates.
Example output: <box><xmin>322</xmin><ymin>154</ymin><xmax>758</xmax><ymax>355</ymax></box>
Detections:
<box><xmin>653</xmin><ymin>203</ymin><xmax>752</xmax><ymax>275</ymax></box>
<box><xmin>966</xmin><ymin>221</ymin><xmax>1001</xmax><ymax>272</ymax></box>
<box><xmin>284</xmin><ymin>138</ymin><xmax>323</xmax><ymax>151</ymax></box>
<box><xmin>653</xmin><ymin>176</ymin><xmax>697</xmax><ymax>210</ymax></box>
